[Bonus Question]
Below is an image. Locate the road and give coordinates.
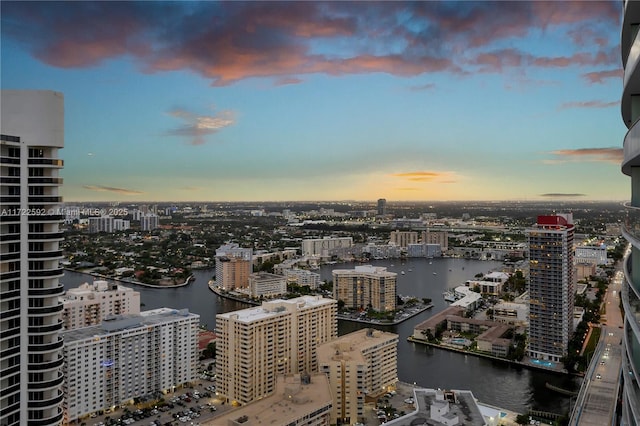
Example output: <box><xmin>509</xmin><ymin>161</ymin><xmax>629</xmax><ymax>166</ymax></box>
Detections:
<box><xmin>569</xmin><ymin>267</ymin><xmax>624</xmax><ymax>426</ymax></box>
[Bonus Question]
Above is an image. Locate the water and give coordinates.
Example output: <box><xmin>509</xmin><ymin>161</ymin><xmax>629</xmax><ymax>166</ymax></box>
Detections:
<box><xmin>61</xmin><ymin>257</ymin><xmax>578</xmax><ymax>415</ymax></box>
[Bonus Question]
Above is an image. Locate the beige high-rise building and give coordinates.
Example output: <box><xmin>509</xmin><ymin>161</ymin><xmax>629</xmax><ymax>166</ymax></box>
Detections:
<box><xmin>318</xmin><ymin>329</ymin><xmax>398</xmax><ymax>424</ymax></box>
<box><xmin>216</xmin><ymin>296</ymin><xmax>337</xmax><ymax>405</ymax></box>
<box><xmin>215</xmin><ymin>243</ymin><xmax>253</xmax><ymax>290</ymax></box>
<box><xmin>389</xmin><ymin>230</ymin><xmax>418</xmax><ymax>248</ymax></box>
<box><xmin>333</xmin><ymin>265</ymin><xmax>397</xmax><ymax>312</ymax></box>
<box><xmin>422</xmin><ymin>229</ymin><xmax>449</xmax><ymax>252</ymax></box>
<box><xmin>60</xmin><ymin>280</ymin><xmax>141</xmax><ymax>330</ymax></box>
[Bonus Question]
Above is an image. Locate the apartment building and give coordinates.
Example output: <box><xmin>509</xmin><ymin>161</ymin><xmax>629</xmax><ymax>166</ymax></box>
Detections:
<box><xmin>333</xmin><ymin>265</ymin><xmax>397</xmax><ymax>312</ymax></box>
<box><xmin>301</xmin><ymin>237</ymin><xmax>353</xmax><ymax>257</ymax></box>
<box><xmin>140</xmin><ymin>213</ymin><xmax>159</xmax><ymax>231</ymax></box>
<box><xmin>216</xmin><ymin>296</ymin><xmax>337</xmax><ymax>405</ymax></box>
<box><xmin>282</xmin><ymin>268</ymin><xmax>321</xmax><ymax>289</ymax></box>
<box><xmin>389</xmin><ymin>230</ymin><xmax>418</xmax><ymax>248</ymax></box>
<box><xmin>422</xmin><ymin>230</ymin><xmax>449</xmax><ymax>252</ymax></box>
<box><xmin>0</xmin><ymin>90</ymin><xmax>65</xmax><ymax>426</ymax></box>
<box><xmin>527</xmin><ymin>214</ymin><xmax>575</xmax><ymax>362</ymax></box>
<box><xmin>318</xmin><ymin>329</ymin><xmax>398</xmax><ymax>424</ymax></box>
<box><xmin>61</xmin><ymin>308</ymin><xmax>199</xmax><ymax>423</ymax></box>
<box><xmin>60</xmin><ymin>280</ymin><xmax>141</xmax><ymax>330</ymax></box>
<box><xmin>248</xmin><ymin>272</ymin><xmax>287</xmax><ymax>298</ymax></box>
<box><xmin>215</xmin><ymin>243</ymin><xmax>252</xmax><ymax>290</ymax></box>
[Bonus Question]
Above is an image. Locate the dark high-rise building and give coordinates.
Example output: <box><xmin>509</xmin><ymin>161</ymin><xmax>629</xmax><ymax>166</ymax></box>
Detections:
<box><xmin>1</xmin><ymin>91</ymin><xmax>65</xmax><ymax>426</ymax></box>
<box><xmin>527</xmin><ymin>214</ymin><xmax>575</xmax><ymax>363</ymax></box>
<box><xmin>377</xmin><ymin>198</ymin><xmax>387</xmax><ymax>216</ymax></box>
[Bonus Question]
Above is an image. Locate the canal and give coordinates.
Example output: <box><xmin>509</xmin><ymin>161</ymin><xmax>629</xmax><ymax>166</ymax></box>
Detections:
<box><xmin>62</xmin><ymin>257</ymin><xmax>578</xmax><ymax>415</ymax></box>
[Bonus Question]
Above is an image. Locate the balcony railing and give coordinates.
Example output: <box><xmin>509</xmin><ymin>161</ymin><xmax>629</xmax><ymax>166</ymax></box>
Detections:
<box><xmin>28</xmin><ymin>304</ymin><xmax>64</xmax><ymax>315</ymax></box>
<box><xmin>28</xmin><ymin>268</ymin><xmax>64</xmax><ymax>278</ymax></box>
<box><xmin>28</xmin><ymin>285</ymin><xmax>64</xmax><ymax>297</ymax></box>
<box><xmin>28</xmin><ymin>177</ymin><xmax>63</xmax><ymax>185</ymax></box>
<box><xmin>623</xmin><ymin>121</ymin><xmax>640</xmax><ymax>175</ymax></box>
<box><xmin>28</xmin><ymin>232</ymin><xmax>64</xmax><ymax>240</ymax></box>
<box><xmin>0</xmin><ymin>177</ymin><xmax>20</xmax><ymax>184</ymax></box>
<box><xmin>27</xmin><ymin>158</ymin><xmax>63</xmax><ymax>167</ymax></box>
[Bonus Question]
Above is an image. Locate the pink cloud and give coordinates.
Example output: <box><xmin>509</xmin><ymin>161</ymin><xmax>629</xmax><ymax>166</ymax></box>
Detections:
<box><xmin>558</xmin><ymin>100</ymin><xmax>619</xmax><ymax>110</ymax></box>
<box><xmin>582</xmin><ymin>69</ymin><xmax>623</xmax><ymax>84</ymax></box>
<box><xmin>548</xmin><ymin>147</ymin><xmax>623</xmax><ymax>164</ymax></box>
<box><xmin>1</xmin><ymin>1</ymin><xmax>622</xmax><ymax>85</ymax></box>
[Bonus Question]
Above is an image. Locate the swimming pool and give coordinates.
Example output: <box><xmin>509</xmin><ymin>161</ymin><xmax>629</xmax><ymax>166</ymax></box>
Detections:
<box><xmin>529</xmin><ymin>359</ymin><xmax>555</xmax><ymax>368</ymax></box>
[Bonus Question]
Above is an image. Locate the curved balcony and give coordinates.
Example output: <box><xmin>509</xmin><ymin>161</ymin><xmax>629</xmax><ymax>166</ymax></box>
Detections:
<box><xmin>27</xmin><ymin>410</ymin><xmax>64</xmax><ymax>426</ymax></box>
<box><xmin>28</xmin><ymin>196</ymin><xmax>63</xmax><ymax>204</ymax></box>
<box><xmin>0</xmin><ymin>176</ymin><xmax>20</xmax><ymax>184</ymax></box>
<box><xmin>28</xmin><ymin>250</ymin><xmax>63</xmax><ymax>260</ymax></box>
<box><xmin>0</xmin><ymin>308</ymin><xmax>20</xmax><ymax>320</ymax></box>
<box><xmin>0</xmin><ymin>271</ymin><xmax>20</xmax><ymax>281</ymax></box>
<box><xmin>28</xmin><ymin>392</ymin><xmax>64</xmax><ymax>409</ymax></box>
<box><xmin>28</xmin><ymin>232</ymin><xmax>64</xmax><ymax>240</ymax></box>
<box><xmin>28</xmin><ymin>285</ymin><xmax>64</xmax><ymax>297</ymax></box>
<box><xmin>28</xmin><ymin>373</ymin><xmax>64</xmax><ymax>390</ymax></box>
<box><xmin>0</xmin><ymin>383</ymin><xmax>20</xmax><ymax>398</ymax></box>
<box><xmin>28</xmin><ymin>304</ymin><xmax>63</xmax><ymax>316</ymax></box>
<box><xmin>0</xmin><ymin>251</ymin><xmax>20</xmax><ymax>261</ymax></box>
<box><xmin>0</xmin><ymin>196</ymin><xmax>20</xmax><ymax>204</ymax></box>
<box><xmin>0</xmin><ymin>345</ymin><xmax>20</xmax><ymax>359</ymax></box>
<box><xmin>28</xmin><ymin>321</ymin><xmax>63</xmax><ymax>334</ymax></box>
<box><xmin>1</xmin><ymin>364</ymin><xmax>20</xmax><ymax>378</ymax></box>
<box><xmin>622</xmin><ymin>338</ymin><xmax>640</xmax><ymax>420</ymax></box>
<box><xmin>0</xmin><ymin>289</ymin><xmax>20</xmax><ymax>300</ymax></box>
<box><xmin>28</xmin><ymin>177</ymin><xmax>63</xmax><ymax>185</ymax></box>
<box><xmin>0</xmin><ymin>232</ymin><xmax>20</xmax><ymax>242</ymax></box>
<box><xmin>623</xmin><ymin>122</ymin><xmax>640</xmax><ymax>175</ymax></box>
<box><xmin>0</xmin><ymin>215</ymin><xmax>19</xmax><ymax>223</ymax></box>
<box><xmin>0</xmin><ymin>156</ymin><xmax>20</xmax><ymax>165</ymax></box>
<box><xmin>28</xmin><ymin>268</ymin><xmax>64</xmax><ymax>278</ymax></box>
<box><xmin>27</xmin><ymin>158</ymin><xmax>63</xmax><ymax>167</ymax></box>
<box><xmin>28</xmin><ymin>338</ymin><xmax>64</xmax><ymax>353</ymax></box>
<box><xmin>623</xmin><ymin>26</ymin><xmax>640</xmax><ymax>125</ymax></box>
<box><xmin>28</xmin><ymin>357</ymin><xmax>64</xmax><ymax>371</ymax></box>
<box><xmin>28</xmin><ymin>214</ymin><xmax>64</xmax><ymax>222</ymax></box>
<box><xmin>0</xmin><ymin>327</ymin><xmax>20</xmax><ymax>339</ymax></box>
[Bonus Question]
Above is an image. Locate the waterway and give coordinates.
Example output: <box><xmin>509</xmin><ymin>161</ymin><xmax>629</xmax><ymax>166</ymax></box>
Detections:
<box><xmin>62</xmin><ymin>257</ymin><xmax>579</xmax><ymax>415</ymax></box>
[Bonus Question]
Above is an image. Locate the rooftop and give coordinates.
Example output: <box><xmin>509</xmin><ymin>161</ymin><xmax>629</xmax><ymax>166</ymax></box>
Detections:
<box><xmin>317</xmin><ymin>328</ymin><xmax>398</xmax><ymax>362</ymax></box>
<box><xmin>62</xmin><ymin>307</ymin><xmax>198</xmax><ymax>343</ymax></box>
<box><xmin>216</xmin><ymin>295</ymin><xmax>335</xmax><ymax>323</ymax></box>
<box><xmin>205</xmin><ymin>374</ymin><xmax>332</xmax><ymax>425</ymax></box>
<box><xmin>385</xmin><ymin>388</ymin><xmax>486</xmax><ymax>426</ymax></box>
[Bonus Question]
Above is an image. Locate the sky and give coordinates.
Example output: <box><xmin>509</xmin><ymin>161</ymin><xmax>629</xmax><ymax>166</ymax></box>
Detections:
<box><xmin>0</xmin><ymin>1</ymin><xmax>629</xmax><ymax>202</ymax></box>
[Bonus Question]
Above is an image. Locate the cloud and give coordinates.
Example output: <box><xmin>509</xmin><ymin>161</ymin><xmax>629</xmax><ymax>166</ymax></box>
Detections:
<box><xmin>540</xmin><ymin>193</ymin><xmax>586</xmax><ymax>197</ymax></box>
<box><xmin>391</xmin><ymin>171</ymin><xmax>458</xmax><ymax>183</ymax></box>
<box><xmin>582</xmin><ymin>69</ymin><xmax>622</xmax><ymax>84</ymax></box>
<box><xmin>558</xmin><ymin>100</ymin><xmax>619</xmax><ymax>110</ymax></box>
<box><xmin>408</xmin><ymin>83</ymin><xmax>436</xmax><ymax>92</ymax></box>
<box><xmin>83</xmin><ymin>185</ymin><xmax>144</xmax><ymax>195</ymax></box>
<box><xmin>166</xmin><ymin>107</ymin><xmax>235</xmax><ymax>145</ymax></box>
<box><xmin>1</xmin><ymin>1</ymin><xmax>622</xmax><ymax>86</ymax></box>
<box><xmin>547</xmin><ymin>147</ymin><xmax>623</xmax><ymax>164</ymax></box>
<box><xmin>274</xmin><ymin>77</ymin><xmax>303</xmax><ymax>86</ymax></box>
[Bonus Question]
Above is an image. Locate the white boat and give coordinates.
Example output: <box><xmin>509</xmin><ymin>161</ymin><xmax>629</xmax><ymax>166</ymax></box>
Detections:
<box><xmin>433</xmin><ymin>272</ymin><xmax>437</xmax><ymax>275</ymax></box>
<box><xmin>401</xmin><ymin>271</ymin><xmax>405</xmax><ymax>275</ymax></box>
<box><xmin>408</xmin><ymin>269</ymin><xmax>413</xmax><ymax>272</ymax></box>
<box><xmin>443</xmin><ymin>290</ymin><xmax>457</xmax><ymax>302</ymax></box>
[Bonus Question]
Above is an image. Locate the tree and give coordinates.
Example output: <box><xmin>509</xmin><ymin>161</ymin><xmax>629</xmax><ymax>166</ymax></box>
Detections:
<box><xmin>515</xmin><ymin>414</ymin><xmax>529</xmax><ymax>425</ymax></box>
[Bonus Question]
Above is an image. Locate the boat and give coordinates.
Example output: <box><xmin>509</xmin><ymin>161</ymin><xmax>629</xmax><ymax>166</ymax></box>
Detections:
<box><xmin>408</xmin><ymin>269</ymin><xmax>413</xmax><ymax>272</ymax></box>
<box><xmin>443</xmin><ymin>290</ymin><xmax>458</xmax><ymax>302</ymax></box>
<box><xmin>433</xmin><ymin>272</ymin><xmax>437</xmax><ymax>275</ymax></box>
<box><xmin>429</xmin><ymin>261</ymin><xmax>432</xmax><ymax>265</ymax></box>
<box><xmin>401</xmin><ymin>271</ymin><xmax>405</xmax><ymax>275</ymax></box>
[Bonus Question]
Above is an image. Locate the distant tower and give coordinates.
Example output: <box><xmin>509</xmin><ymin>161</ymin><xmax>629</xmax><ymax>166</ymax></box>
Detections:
<box><xmin>377</xmin><ymin>198</ymin><xmax>387</xmax><ymax>216</ymax></box>
<box><xmin>526</xmin><ymin>214</ymin><xmax>575</xmax><ymax>362</ymax></box>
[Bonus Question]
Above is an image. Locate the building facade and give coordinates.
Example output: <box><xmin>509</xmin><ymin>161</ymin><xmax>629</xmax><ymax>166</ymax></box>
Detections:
<box><xmin>301</xmin><ymin>237</ymin><xmax>353</xmax><ymax>257</ymax></box>
<box><xmin>140</xmin><ymin>213</ymin><xmax>159</xmax><ymax>231</ymax></box>
<box><xmin>527</xmin><ymin>214</ymin><xmax>575</xmax><ymax>362</ymax></box>
<box><xmin>248</xmin><ymin>272</ymin><xmax>287</xmax><ymax>298</ymax></box>
<box><xmin>61</xmin><ymin>308</ymin><xmax>199</xmax><ymax>423</ymax></box>
<box><xmin>333</xmin><ymin>265</ymin><xmax>397</xmax><ymax>312</ymax></box>
<box><xmin>377</xmin><ymin>198</ymin><xmax>387</xmax><ymax>216</ymax></box>
<box><xmin>389</xmin><ymin>230</ymin><xmax>418</xmax><ymax>248</ymax></box>
<box><xmin>317</xmin><ymin>329</ymin><xmax>398</xmax><ymax>424</ymax></box>
<box><xmin>620</xmin><ymin>5</ymin><xmax>640</xmax><ymax>424</ymax></box>
<box><xmin>422</xmin><ymin>230</ymin><xmax>448</xmax><ymax>252</ymax></box>
<box><xmin>0</xmin><ymin>90</ymin><xmax>66</xmax><ymax>426</ymax></box>
<box><xmin>216</xmin><ymin>296</ymin><xmax>337</xmax><ymax>405</ymax></box>
<box><xmin>215</xmin><ymin>244</ymin><xmax>253</xmax><ymax>290</ymax></box>
<box><xmin>60</xmin><ymin>280</ymin><xmax>141</xmax><ymax>330</ymax></box>
<box><xmin>282</xmin><ymin>268</ymin><xmax>321</xmax><ymax>289</ymax></box>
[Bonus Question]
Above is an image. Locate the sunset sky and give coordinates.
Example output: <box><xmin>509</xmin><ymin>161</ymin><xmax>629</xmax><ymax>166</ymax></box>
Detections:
<box><xmin>0</xmin><ymin>1</ymin><xmax>628</xmax><ymax>202</ymax></box>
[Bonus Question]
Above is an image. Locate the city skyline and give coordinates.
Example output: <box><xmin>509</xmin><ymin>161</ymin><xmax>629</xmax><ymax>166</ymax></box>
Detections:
<box><xmin>0</xmin><ymin>1</ymin><xmax>627</xmax><ymax>202</ymax></box>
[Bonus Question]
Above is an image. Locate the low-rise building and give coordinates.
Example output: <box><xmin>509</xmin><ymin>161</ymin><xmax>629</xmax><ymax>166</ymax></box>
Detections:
<box><xmin>248</xmin><ymin>272</ymin><xmax>287</xmax><ymax>298</ymax></box>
